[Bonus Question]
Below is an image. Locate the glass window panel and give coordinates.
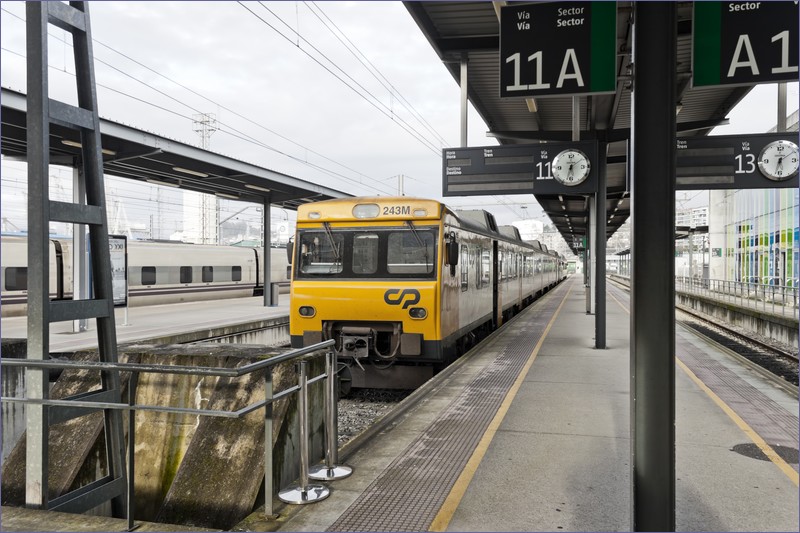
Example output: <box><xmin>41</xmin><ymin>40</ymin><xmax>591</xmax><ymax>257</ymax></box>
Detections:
<box><xmin>352</xmin><ymin>233</ymin><xmax>379</xmax><ymax>274</ymax></box>
<box><xmin>180</xmin><ymin>266</ymin><xmax>192</xmax><ymax>284</ymax></box>
<box><xmin>299</xmin><ymin>232</ymin><xmax>344</xmax><ymax>274</ymax></box>
<box><xmin>4</xmin><ymin>267</ymin><xmax>27</xmax><ymax>291</ymax></box>
<box><xmin>141</xmin><ymin>266</ymin><xmax>156</xmax><ymax>285</ymax></box>
<box><xmin>387</xmin><ymin>231</ymin><xmax>434</xmax><ymax>274</ymax></box>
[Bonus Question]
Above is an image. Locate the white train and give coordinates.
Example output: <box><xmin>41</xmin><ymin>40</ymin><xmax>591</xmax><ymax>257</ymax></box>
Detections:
<box><xmin>0</xmin><ymin>235</ymin><xmax>289</xmax><ymax>317</ymax></box>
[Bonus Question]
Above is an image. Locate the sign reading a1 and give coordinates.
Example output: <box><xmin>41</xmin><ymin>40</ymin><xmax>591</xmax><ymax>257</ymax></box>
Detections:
<box><xmin>499</xmin><ymin>1</ymin><xmax>617</xmax><ymax>98</ymax></box>
<box><xmin>693</xmin><ymin>1</ymin><xmax>798</xmax><ymax>87</ymax></box>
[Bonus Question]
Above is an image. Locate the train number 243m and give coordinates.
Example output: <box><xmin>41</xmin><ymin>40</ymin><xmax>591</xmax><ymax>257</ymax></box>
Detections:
<box><xmin>383</xmin><ymin>205</ymin><xmax>411</xmax><ymax>215</ymax></box>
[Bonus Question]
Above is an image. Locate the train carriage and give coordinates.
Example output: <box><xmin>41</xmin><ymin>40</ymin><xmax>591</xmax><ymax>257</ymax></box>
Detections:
<box><xmin>0</xmin><ymin>236</ymin><xmax>289</xmax><ymax>316</ymax></box>
<box><xmin>288</xmin><ymin>197</ymin><xmax>561</xmax><ymax>389</ymax></box>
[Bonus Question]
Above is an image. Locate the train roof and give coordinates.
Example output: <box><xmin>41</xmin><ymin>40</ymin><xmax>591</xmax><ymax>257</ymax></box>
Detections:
<box><xmin>296</xmin><ymin>196</ymin><xmax>444</xmax><ymax>223</ymax></box>
<box><xmin>451</xmin><ymin>209</ymin><xmax>499</xmax><ymax>235</ymax></box>
<box><xmin>498</xmin><ymin>225</ymin><xmax>521</xmax><ymax>240</ymax></box>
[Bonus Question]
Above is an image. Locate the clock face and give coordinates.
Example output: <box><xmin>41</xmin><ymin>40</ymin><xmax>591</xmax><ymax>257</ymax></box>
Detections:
<box><xmin>552</xmin><ymin>149</ymin><xmax>591</xmax><ymax>186</ymax></box>
<box><xmin>757</xmin><ymin>140</ymin><xmax>799</xmax><ymax>181</ymax></box>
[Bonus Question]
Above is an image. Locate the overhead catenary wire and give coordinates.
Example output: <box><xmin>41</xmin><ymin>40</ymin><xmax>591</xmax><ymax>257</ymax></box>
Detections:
<box><xmin>0</xmin><ymin>7</ymin><xmax>395</xmax><ymax>196</ymax></box>
<box><xmin>305</xmin><ymin>1</ymin><xmax>450</xmax><ymax>148</ymax></box>
<box><xmin>240</xmin><ymin>1</ymin><xmax>442</xmax><ymax>156</ymax></box>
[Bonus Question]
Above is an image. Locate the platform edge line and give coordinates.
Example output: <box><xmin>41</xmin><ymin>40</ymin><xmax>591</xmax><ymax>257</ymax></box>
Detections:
<box><xmin>610</xmin><ymin>287</ymin><xmax>798</xmax><ymax>486</ymax></box>
<box><xmin>675</xmin><ymin>357</ymin><xmax>799</xmax><ymax>487</ymax></box>
<box><xmin>428</xmin><ymin>282</ymin><xmax>574</xmax><ymax>532</ymax></box>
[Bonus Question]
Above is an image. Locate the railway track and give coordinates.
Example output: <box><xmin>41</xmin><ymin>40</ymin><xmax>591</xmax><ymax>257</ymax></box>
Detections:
<box><xmin>677</xmin><ymin>307</ymin><xmax>798</xmax><ymax>393</ymax></box>
<box><xmin>607</xmin><ymin>277</ymin><xmax>798</xmax><ymax>393</ymax></box>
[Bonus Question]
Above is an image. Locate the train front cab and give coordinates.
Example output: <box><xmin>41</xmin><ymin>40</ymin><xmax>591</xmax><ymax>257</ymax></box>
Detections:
<box><xmin>289</xmin><ymin>198</ymin><xmax>454</xmax><ymax>389</ymax></box>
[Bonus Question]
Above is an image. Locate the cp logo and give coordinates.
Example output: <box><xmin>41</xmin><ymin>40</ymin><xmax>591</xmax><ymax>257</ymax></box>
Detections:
<box><xmin>383</xmin><ymin>288</ymin><xmax>420</xmax><ymax>309</ymax></box>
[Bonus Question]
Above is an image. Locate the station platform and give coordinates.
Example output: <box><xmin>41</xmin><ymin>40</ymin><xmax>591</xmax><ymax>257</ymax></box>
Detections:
<box><xmin>266</xmin><ymin>275</ymin><xmax>798</xmax><ymax>532</ymax></box>
<box><xmin>2</xmin><ymin>277</ymin><xmax>797</xmax><ymax>532</ymax></box>
<box><xmin>0</xmin><ymin>297</ymin><xmax>290</xmax><ymax>352</ymax></box>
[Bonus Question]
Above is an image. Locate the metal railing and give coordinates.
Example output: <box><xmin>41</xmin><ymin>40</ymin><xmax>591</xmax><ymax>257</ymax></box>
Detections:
<box><xmin>611</xmin><ymin>274</ymin><xmax>799</xmax><ymax>320</ymax></box>
<box><xmin>1</xmin><ymin>340</ymin><xmax>350</xmax><ymax>530</ymax></box>
<box><xmin>674</xmin><ymin>277</ymin><xmax>799</xmax><ymax>320</ymax></box>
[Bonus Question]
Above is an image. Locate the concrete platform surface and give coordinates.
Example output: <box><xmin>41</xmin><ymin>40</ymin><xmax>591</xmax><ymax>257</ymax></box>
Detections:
<box><xmin>0</xmin><ymin>505</ymin><xmax>220</xmax><ymax>532</ymax></box>
<box><xmin>1</xmin><ymin>297</ymin><xmax>290</xmax><ymax>352</ymax></box>
<box><xmin>270</xmin><ymin>277</ymin><xmax>797</xmax><ymax>532</ymax></box>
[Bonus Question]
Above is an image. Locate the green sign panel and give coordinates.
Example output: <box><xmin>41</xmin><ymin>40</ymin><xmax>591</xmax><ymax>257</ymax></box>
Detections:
<box><xmin>499</xmin><ymin>2</ymin><xmax>617</xmax><ymax>97</ymax></box>
<box><xmin>693</xmin><ymin>1</ymin><xmax>798</xmax><ymax>87</ymax></box>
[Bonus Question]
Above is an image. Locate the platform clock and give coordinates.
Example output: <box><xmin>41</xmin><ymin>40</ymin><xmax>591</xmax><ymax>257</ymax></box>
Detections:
<box><xmin>757</xmin><ymin>139</ymin><xmax>799</xmax><ymax>181</ymax></box>
<box><xmin>552</xmin><ymin>148</ymin><xmax>591</xmax><ymax>186</ymax></box>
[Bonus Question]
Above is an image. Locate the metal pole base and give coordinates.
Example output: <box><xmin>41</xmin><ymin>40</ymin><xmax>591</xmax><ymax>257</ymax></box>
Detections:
<box><xmin>278</xmin><ymin>484</ymin><xmax>330</xmax><ymax>505</ymax></box>
<box><xmin>308</xmin><ymin>464</ymin><xmax>353</xmax><ymax>481</ymax></box>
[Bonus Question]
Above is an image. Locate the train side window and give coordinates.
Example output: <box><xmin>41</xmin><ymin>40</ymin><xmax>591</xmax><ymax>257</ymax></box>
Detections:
<box><xmin>481</xmin><ymin>249</ymin><xmax>491</xmax><ymax>287</ymax></box>
<box><xmin>141</xmin><ymin>266</ymin><xmax>156</xmax><ymax>285</ymax></box>
<box><xmin>4</xmin><ymin>267</ymin><xmax>27</xmax><ymax>291</ymax></box>
<box><xmin>352</xmin><ymin>233</ymin><xmax>379</xmax><ymax>274</ymax></box>
<box><xmin>180</xmin><ymin>266</ymin><xmax>193</xmax><ymax>284</ymax></box>
<box><xmin>475</xmin><ymin>248</ymin><xmax>481</xmax><ymax>289</ymax></box>
<box><xmin>460</xmin><ymin>244</ymin><xmax>469</xmax><ymax>291</ymax></box>
<box><xmin>202</xmin><ymin>266</ymin><xmax>214</xmax><ymax>282</ymax></box>
<box><xmin>232</xmin><ymin>266</ymin><xmax>242</xmax><ymax>282</ymax></box>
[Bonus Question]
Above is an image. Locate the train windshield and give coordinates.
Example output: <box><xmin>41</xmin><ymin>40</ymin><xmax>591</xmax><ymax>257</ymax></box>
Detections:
<box><xmin>295</xmin><ymin>227</ymin><xmax>438</xmax><ymax>279</ymax></box>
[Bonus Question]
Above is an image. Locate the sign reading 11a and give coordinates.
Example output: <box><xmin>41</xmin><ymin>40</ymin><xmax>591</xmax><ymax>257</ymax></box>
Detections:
<box><xmin>499</xmin><ymin>1</ymin><xmax>616</xmax><ymax>98</ymax></box>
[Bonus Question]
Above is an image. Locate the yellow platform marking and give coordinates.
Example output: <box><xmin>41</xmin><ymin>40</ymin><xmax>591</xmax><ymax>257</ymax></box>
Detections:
<box><xmin>608</xmin><ymin>287</ymin><xmax>799</xmax><ymax>487</ymax></box>
<box><xmin>429</xmin><ymin>283</ymin><xmax>573</xmax><ymax>532</ymax></box>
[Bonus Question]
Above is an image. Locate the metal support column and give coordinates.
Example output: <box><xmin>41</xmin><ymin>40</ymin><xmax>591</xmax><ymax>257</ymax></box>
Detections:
<box><xmin>263</xmin><ymin>199</ymin><xmax>272</xmax><ymax>307</ymax></box>
<box><xmin>595</xmin><ymin>143</ymin><xmax>607</xmax><ymax>349</ymax></box>
<box><xmin>587</xmin><ymin>196</ymin><xmax>596</xmax><ymax>314</ymax></box>
<box><xmin>72</xmin><ymin>167</ymin><xmax>88</xmax><ymax>333</ymax></box>
<box><xmin>460</xmin><ymin>54</ymin><xmax>468</xmax><ymax>147</ymax></box>
<box><xmin>631</xmin><ymin>3</ymin><xmax>677</xmax><ymax>531</ymax></box>
<box><xmin>25</xmin><ymin>1</ymin><xmax>127</xmax><ymax>516</ymax></box>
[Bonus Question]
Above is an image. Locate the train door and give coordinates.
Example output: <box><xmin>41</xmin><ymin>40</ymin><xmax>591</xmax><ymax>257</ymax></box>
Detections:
<box><xmin>492</xmin><ymin>240</ymin><xmax>500</xmax><ymax>328</ymax></box>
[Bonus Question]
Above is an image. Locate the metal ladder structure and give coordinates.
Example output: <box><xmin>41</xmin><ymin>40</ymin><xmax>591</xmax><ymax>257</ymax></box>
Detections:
<box><xmin>25</xmin><ymin>1</ymin><xmax>127</xmax><ymax>515</ymax></box>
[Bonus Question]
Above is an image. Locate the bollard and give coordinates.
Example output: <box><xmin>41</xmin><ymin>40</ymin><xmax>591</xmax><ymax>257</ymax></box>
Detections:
<box><xmin>278</xmin><ymin>359</ymin><xmax>330</xmax><ymax>504</ymax></box>
<box><xmin>309</xmin><ymin>351</ymin><xmax>352</xmax><ymax>481</ymax></box>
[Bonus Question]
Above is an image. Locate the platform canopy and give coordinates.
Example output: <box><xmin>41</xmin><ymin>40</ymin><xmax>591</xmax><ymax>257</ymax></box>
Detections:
<box><xmin>0</xmin><ymin>88</ymin><xmax>351</xmax><ymax>210</ymax></box>
<box><xmin>405</xmin><ymin>1</ymin><xmax>755</xmax><ymax>253</ymax></box>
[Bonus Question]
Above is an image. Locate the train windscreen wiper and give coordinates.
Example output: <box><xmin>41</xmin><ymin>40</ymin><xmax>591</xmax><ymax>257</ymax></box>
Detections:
<box><xmin>406</xmin><ymin>220</ymin><xmax>430</xmax><ymax>266</ymax></box>
<box><xmin>323</xmin><ymin>222</ymin><xmax>341</xmax><ymax>267</ymax></box>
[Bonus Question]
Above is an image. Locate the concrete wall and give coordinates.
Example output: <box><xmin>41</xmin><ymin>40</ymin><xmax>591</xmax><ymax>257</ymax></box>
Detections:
<box><xmin>675</xmin><ymin>293</ymin><xmax>798</xmax><ymax>348</ymax></box>
<box><xmin>1</xmin><ymin>344</ymin><xmax>327</xmax><ymax>530</ymax></box>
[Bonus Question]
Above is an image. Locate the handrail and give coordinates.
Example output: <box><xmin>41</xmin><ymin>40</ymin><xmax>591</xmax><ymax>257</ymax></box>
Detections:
<box><xmin>0</xmin><ymin>340</ymin><xmax>333</xmax><ymax>377</ymax></box>
<box><xmin>0</xmin><ymin>339</ymin><xmax>349</xmax><ymax>528</ymax></box>
<box><xmin>609</xmin><ymin>274</ymin><xmax>799</xmax><ymax>320</ymax></box>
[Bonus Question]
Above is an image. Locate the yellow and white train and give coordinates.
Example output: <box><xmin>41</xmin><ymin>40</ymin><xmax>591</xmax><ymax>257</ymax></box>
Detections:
<box><xmin>288</xmin><ymin>197</ymin><xmax>567</xmax><ymax>389</ymax></box>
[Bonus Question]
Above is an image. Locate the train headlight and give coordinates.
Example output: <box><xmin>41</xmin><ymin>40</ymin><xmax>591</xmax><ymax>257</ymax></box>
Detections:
<box><xmin>352</xmin><ymin>203</ymin><xmax>380</xmax><ymax>219</ymax></box>
<box><xmin>298</xmin><ymin>306</ymin><xmax>316</xmax><ymax>317</ymax></box>
<box><xmin>408</xmin><ymin>307</ymin><xmax>427</xmax><ymax>319</ymax></box>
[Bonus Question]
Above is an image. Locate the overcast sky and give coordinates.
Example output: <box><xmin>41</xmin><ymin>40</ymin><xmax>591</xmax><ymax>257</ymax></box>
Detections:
<box><xmin>1</xmin><ymin>1</ymin><xmax>797</xmax><ymax>238</ymax></box>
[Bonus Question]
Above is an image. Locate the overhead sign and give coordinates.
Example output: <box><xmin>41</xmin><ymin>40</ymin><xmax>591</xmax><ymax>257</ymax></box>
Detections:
<box><xmin>499</xmin><ymin>1</ymin><xmax>617</xmax><ymax>98</ymax></box>
<box><xmin>442</xmin><ymin>141</ymin><xmax>599</xmax><ymax>196</ymax></box>
<box><xmin>676</xmin><ymin>133</ymin><xmax>799</xmax><ymax>190</ymax></box>
<box><xmin>109</xmin><ymin>235</ymin><xmax>128</xmax><ymax>307</ymax></box>
<box><xmin>693</xmin><ymin>1</ymin><xmax>798</xmax><ymax>87</ymax></box>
